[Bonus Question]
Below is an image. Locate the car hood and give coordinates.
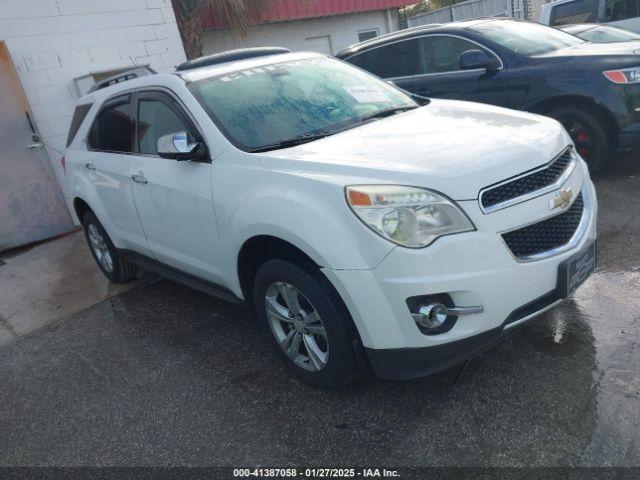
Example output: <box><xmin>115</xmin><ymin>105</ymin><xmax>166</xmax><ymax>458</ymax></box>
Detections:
<box><xmin>258</xmin><ymin>99</ymin><xmax>571</xmax><ymax>200</ymax></box>
<box><xmin>543</xmin><ymin>41</ymin><xmax>640</xmax><ymax>57</ymax></box>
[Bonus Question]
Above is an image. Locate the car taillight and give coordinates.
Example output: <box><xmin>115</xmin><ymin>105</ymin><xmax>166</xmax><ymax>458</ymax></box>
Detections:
<box><xmin>61</xmin><ymin>156</ymin><xmax>66</xmax><ymax>175</ymax></box>
<box><xmin>603</xmin><ymin>67</ymin><xmax>640</xmax><ymax>84</ymax></box>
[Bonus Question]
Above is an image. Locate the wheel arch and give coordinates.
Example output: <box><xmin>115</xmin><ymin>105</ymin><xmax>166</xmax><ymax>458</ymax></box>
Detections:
<box><xmin>529</xmin><ymin>94</ymin><xmax>619</xmax><ymax>148</ymax></box>
<box><xmin>73</xmin><ymin>197</ymin><xmax>93</xmax><ymax>224</ymax></box>
<box><xmin>71</xmin><ymin>193</ymin><xmax>121</xmax><ymax>247</ymax></box>
<box><xmin>237</xmin><ymin>234</ymin><xmax>368</xmax><ymax>374</ymax></box>
<box><xmin>236</xmin><ymin>234</ymin><xmax>323</xmax><ymax>311</ymax></box>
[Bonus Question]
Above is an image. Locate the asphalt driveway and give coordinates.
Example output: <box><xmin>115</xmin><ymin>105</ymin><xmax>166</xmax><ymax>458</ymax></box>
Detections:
<box><xmin>0</xmin><ymin>155</ymin><xmax>639</xmax><ymax>468</ymax></box>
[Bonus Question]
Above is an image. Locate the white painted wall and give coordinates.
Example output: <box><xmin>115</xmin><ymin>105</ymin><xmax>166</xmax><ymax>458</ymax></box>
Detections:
<box><xmin>0</xmin><ymin>0</ymin><xmax>187</xmax><ymax>217</ymax></box>
<box><xmin>202</xmin><ymin>10</ymin><xmax>399</xmax><ymax>56</ymax></box>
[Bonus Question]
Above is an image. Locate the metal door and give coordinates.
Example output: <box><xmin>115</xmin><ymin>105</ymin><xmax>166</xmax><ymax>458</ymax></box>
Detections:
<box><xmin>305</xmin><ymin>35</ymin><xmax>333</xmax><ymax>55</ymax></box>
<box><xmin>0</xmin><ymin>41</ymin><xmax>73</xmax><ymax>250</ymax></box>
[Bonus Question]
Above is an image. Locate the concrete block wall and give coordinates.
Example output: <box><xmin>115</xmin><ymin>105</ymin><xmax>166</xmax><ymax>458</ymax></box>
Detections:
<box><xmin>0</xmin><ymin>0</ymin><xmax>186</xmax><ymax>218</ymax></box>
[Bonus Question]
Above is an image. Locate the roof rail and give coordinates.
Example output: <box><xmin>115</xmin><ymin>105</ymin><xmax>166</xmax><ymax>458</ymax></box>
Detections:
<box><xmin>336</xmin><ymin>24</ymin><xmax>443</xmax><ymax>57</ymax></box>
<box><xmin>88</xmin><ymin>66</ymin><xmax>157</xmax><ymax>93</ymax></box>
<box><xmin>175</xmin><ymin>47</ymin><xmax>291</xmax><ymax>71</ymax></box>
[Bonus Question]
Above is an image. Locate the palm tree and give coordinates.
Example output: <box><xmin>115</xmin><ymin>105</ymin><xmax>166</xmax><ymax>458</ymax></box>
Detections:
<box><xmin>404</xmin><ymin>0</ymin><xmax>465</xmax><ymax>15</ymax></box>
<box><xmin>172</xmin><ymin>0</ymin><xmax>257</xmax><ymax>60</ymax></box>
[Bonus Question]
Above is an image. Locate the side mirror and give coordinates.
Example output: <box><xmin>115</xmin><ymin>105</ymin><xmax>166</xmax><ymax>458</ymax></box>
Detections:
<box><xmin>459</xmin><ymin>49</ymin><xmax>500</xmax><ymax>71</ymax></box>
<box><xmin>158</xmin><ymin>131</ymin><xmax>207</xmax><ymax>161</ymax></box>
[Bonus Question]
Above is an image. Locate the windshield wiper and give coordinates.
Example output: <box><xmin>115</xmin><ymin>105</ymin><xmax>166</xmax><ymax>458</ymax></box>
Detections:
<box><xmin>248</xmin><ymin>130</ymin><xmax>336</xmax><ymax>153</ymax></box>
<box><xmin>248</xmin><ymin>106</ymin><xmax>419</xmax><ymax>153</ymax></box>
<box><xmin>357</xmin><ymin>105</ymin><xmax>419</xmax><ymax>123</ymax></box>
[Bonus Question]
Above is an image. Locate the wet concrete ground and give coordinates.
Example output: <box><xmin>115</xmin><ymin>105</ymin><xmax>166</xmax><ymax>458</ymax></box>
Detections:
<box><xmin>0</xmin><ymin>231</ymin><xmax>139</xmax><ymax>345</ymax></box>
<box><xmin>0</xmin><ymin>155</ymin><xmax>638</xmax><ymax>467</ymax></box>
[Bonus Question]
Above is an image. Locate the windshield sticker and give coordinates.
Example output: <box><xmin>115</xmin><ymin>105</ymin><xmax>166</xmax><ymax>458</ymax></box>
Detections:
<box><xmin>343</xmin><ymin>85</ymin><xmax>391</xmax><ymax>103</ymax></box>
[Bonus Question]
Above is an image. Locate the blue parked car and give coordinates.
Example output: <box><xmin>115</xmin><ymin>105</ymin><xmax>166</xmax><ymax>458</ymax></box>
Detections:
<box><xmin>336</xmin><ymin>19</ymin><xmax>640</xmax><ymax>171</ymax></box>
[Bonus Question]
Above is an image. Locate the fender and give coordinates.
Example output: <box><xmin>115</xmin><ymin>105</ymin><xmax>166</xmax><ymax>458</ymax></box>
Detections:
<box><xmin>212</xmin><ymin>165</ymin><xmax>396</xmax><ymax>298</ymax></box>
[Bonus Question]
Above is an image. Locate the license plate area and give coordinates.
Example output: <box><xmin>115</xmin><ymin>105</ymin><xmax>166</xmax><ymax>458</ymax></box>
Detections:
<box><xmin>557</xmin><ymin>242</ymin><xmax>596</xmax><ymax>298</ymax></box>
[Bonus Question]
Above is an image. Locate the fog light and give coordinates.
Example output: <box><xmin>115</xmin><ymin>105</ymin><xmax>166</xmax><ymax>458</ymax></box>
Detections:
<box><xmin>415</xmin><ymin>303</ymin><xmax>449</xmax><ymax>329</ymax></box>
<box><xmin>408</xmin><ymin>295</ymin><xmax>484</xmax><ymax>336</ymax></box>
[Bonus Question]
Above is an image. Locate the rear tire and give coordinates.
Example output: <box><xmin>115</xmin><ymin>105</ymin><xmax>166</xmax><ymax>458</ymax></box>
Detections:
<box><xmin>253</xmin><ymin>259</ymin><xmax>361</xmax><ymax>389</ymax></box>
<box><xmin>82</xmin><ymin>211</ymin><xmax>138</xmax><ymax>283</ymax></box>
<box><xmin>547</xmin><ymin>105</ymin><xmax>609</xmax><ymax>173</ymax></box>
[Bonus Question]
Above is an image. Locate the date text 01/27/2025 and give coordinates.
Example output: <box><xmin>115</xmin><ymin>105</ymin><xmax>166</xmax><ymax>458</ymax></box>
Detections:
<box><xmin>232</xmin><ymin>468</ymin><xmax>400</xmax><ymax>478</ymax></box>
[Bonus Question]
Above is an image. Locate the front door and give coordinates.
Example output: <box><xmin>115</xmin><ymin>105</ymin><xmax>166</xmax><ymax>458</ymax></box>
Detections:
<box><xmin>0</xmin><ymin>41</ymin><xmax>73</xmax><ymax>250</ymax></box>
<box><xmin>129</xmin><ymin>90</ymin><xmax>223</xmax><ymax>284</ymax></box>
<box><xmin>392</xmin><ymin>35</ymin><xmax>509</xmax><ymax>107</ymax></box>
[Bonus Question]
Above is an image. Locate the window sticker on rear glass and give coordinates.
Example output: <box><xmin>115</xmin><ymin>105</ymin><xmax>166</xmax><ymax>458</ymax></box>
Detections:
<box><xmin>343</xmin><ymin>85</ymin><xmax>391</xmax><ymax>103</ymax></box>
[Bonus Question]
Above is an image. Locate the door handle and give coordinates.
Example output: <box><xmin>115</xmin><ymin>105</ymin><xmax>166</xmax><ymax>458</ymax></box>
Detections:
<box><xmin>85</xmin><ymin>162</ymin><xmax>96</xmax><ymax>170</ymax></box>
<box><xmin>131</xmin><ymin>173</ymin><xmax>148</xmax><ymax>184</ymax></box>
<box><xmin>28</xmin><ymin>142</ymin><xmax>45</xmax><ymax>150</ymax></box>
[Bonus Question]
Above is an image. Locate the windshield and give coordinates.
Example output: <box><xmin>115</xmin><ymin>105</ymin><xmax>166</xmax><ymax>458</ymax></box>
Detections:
<box><xmin>187</xmin><ymin>57</ymin><xmax>416</xmax><ymax>151</ymax></box>
<box><xmin>471</xmin><ymin>20</ymin><xmax>584</xmax><ymax>55</ymax></box>
<box><xmin>578</xmin><ymin>25</ymin><xmax>640</xmax><ymax>42</ymax></box>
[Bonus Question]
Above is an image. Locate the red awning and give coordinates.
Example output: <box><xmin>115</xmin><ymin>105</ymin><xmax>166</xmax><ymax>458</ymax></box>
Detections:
<box><xmin>202</xmin><ymin>0</ymin><xmax>412</xmax><ymax>29</ymax></box>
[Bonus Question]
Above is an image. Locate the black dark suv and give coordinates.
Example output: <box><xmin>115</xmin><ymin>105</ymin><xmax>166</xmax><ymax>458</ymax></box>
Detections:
<box><xmin>336</xmin><ymin>18</ymin><xmax>640</xmax><ymax>171</ymax></box>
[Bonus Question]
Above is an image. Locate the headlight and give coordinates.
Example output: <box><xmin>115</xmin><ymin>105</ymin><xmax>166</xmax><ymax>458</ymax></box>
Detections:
<box><xmin>603</xmin><ymin>67</ymin><xmax>640</xmax><ymax>84</ymax></box>
<box><xmin>345</xmin><ymin>185</ymin><xmax>475</xmax><ymax>248</ymax></box>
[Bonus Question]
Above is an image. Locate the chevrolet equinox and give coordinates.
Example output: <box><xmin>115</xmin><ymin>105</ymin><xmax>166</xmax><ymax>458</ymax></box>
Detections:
<box><xmin>64</xmin><ymin>48</ymin><xmax>597</xmax><ymax>388</ymax></box>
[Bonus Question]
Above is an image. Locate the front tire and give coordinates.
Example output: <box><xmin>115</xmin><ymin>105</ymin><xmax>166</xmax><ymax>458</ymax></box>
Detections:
<box><xmin>82</xmin><ymin>211</ymin><xmax>138</xmax><ymax>283</ymax></box>
<box><xmin>547</xmin><ymin>106</ymin><xmax>609</xmax><ymax>173</ymax></box>
<box><xmin>253</xmin><ymin>259</ymin><xmax>360</xmax><ymax>389</ymax></box>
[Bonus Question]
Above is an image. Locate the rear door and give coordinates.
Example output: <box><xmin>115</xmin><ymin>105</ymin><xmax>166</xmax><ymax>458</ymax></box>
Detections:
<box><xmin>85</xmin><ymin>94</ymin><xmax>150</xmax><ymax>253</ymax></box>
<box><xmin>128</xmin><ymin>89</ymin><xmax>223</xmax><ymax>283</ymax></box>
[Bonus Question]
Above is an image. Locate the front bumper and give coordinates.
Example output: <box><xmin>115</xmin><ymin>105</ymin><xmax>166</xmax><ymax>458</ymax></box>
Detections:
<box><xmin>365</xmin><ymin>324</ymin><xmax>508</xmax><ymax>381</ymax></box>
<box><xmin>364</xmin><ymin>265</ymin><xmax>586</xmax><ymax>380</ymax></box>
<box><xmin>322</xmin><ymin>161</ymin><xmax>597</xmax><ymax>380</ymax></box>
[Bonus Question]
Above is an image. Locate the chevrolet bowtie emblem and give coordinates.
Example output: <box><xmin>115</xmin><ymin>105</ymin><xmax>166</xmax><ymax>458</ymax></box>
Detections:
<box><xmin>550</xmin><ymin>187</ymin><xmax>573</xmax><ymax>210</ymax></box>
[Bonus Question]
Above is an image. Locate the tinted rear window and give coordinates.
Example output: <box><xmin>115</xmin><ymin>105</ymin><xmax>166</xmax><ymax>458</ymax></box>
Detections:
<box><xmin>66</xmin><ymin>103</ymin><xmax>92</xmax><ymax>147</ymax></box>
<box><xmin>88</xmin><ymin>96</ymin><xmax>134</xmax><ymax>152</ymax></box>
<box><xmin>347</xmin><ymin>39</ymin><xmax>421</xmax><ymax>78</ymax></box>
<box><xmin>550</xmin><ymin>0</ymin><xmax>597</xmax><ymax>25</ymax></box>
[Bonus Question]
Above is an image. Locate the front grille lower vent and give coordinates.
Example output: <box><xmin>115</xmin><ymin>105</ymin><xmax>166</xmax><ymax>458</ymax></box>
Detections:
<box><xmin>502</xmin><ymin>193</ymin><xmax>584</xmax><ymax>260</ymax></box>
<box><xmin>481</xmin><ymin>149</ymin><xmax>573</xmax><ymax>211</ymax></box>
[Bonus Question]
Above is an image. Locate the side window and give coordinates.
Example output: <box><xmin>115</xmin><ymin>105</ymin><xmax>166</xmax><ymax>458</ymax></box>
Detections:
<box><xmin>137</xmin><ymin>96</ymin><xmax>192</xmax><ymax>155</ymax></box>
<box><xmin>66</xmin><ymin>103</ymin><xmax>92</xmax><ymax>148</ymax></box>
<box><xmin>550</xmin><ymin>0</ymin><xmax>597</xmax><ymax>25</ymax></box>
<box><xmin>417</xmin><ymin>36</ymin><xmax>493</xmax><ymax>74</ymax></box>
<box><xmin>602</xmin><ymin>0</ymin><xmax>640</xmax><ymax>21</ymax></box>
<box><xmin>88</xmin><ymin>96</ymin><xmax>134</xmax><ymax>153</ymax></box>
<box><xmin>348</xmin><ymin>39</ymin><xmax>420</xmax><ymax>78</ymax></box>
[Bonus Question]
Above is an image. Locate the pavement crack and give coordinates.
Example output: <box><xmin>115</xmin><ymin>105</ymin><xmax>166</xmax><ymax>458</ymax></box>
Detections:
<box><xmin>76</xmin><ymin>351</ymin><xmax>112</xmax><ymax>390</ymax></box>
<box><xmin>0</xmin><ymin>313</ymin><xmax>18</xmax><ymax>340</ymax></box>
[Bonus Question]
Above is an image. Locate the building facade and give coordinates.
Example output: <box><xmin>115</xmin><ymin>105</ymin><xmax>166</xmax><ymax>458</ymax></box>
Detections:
<box><xmin>202</xmin><ymin>0</ymin><xmax>410</xmax><ymax>56</ymax></box>
<box><xmin>1</xmin><ymin>0</ymin><xmax>187</xmax><ymax>242</ymax></box>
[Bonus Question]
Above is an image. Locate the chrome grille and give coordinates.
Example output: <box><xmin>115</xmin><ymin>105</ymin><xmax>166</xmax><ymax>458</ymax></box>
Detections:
<box><xmin>480</xmin><ymin>149</ymin><xmax>574</xmax><ymax>212</ymax></box>
<box><xmin>502</xmin><ymin>193</ymin><xmax>584</xmax><ymax>260</ymax></box>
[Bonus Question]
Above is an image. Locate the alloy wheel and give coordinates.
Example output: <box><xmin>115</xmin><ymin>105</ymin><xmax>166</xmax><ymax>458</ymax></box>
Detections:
<box><xmin>562</xmin><ymin>118</ymin><xmax>593</xmax><ymax>161</ymax></box>
<box><xmin>264</xmin><ymin>282</ymin><xmax>329</xmax><ymax>372</ymax></box>
<box><xmin>87</xmin><ymin>224</ymin><xmax>114</xmax><ymax>273</ymax></box>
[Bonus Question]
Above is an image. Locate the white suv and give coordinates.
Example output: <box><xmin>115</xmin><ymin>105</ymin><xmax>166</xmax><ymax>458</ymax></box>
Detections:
<box><xmin>65</xmin><ymin>48</ymin><xmax>597</xmax><ymax>388</ymax></box>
